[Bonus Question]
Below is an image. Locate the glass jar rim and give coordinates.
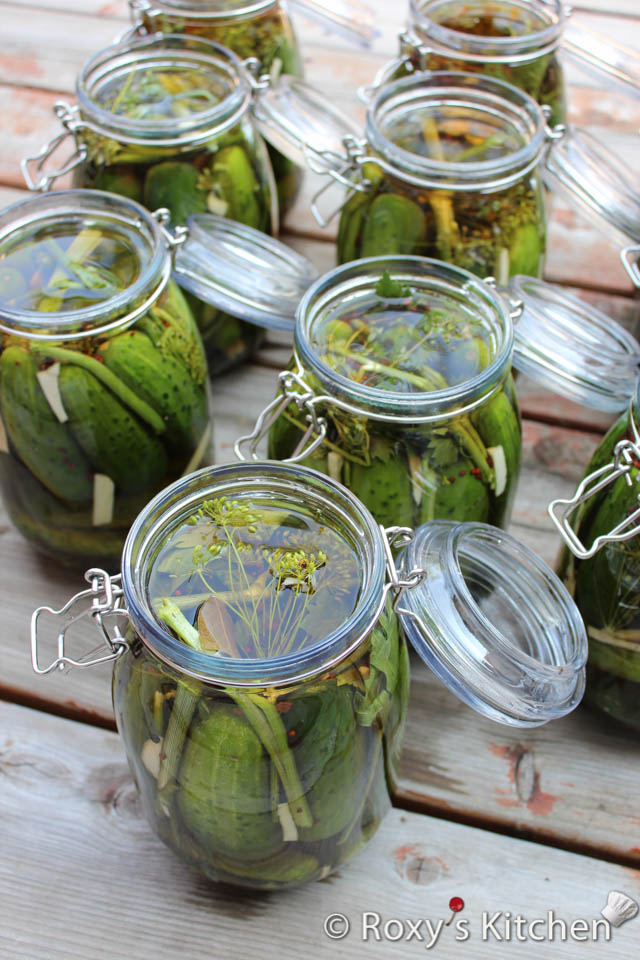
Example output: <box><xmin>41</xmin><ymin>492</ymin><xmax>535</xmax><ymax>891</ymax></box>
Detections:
<box><xmin>121</xmin><ymin>461</ymin><xmax>387</xmax><ymax>687</ymax></box>
<box><xmin>135</xmin><ymin>0</ymin><xmax>278</xmax><ymax>21</ymax></box>
<box><xmin>409</xmin><ymin>0</ymin><xmax>566</xmax><ymax>59</ymax></box>
<box><xmin>0</xmin><ymin>189</ymin><xmax>170</xmax><ymax>341</ymax></box>
<box><xmin>366</xmin><ymin>71</ymin><xmax>547</xmax><ymax>190</ymax></box>
<box><xmin>294</xmin><ymin>256</ymin><xmax>514</xmax><ymax>420</ymax></box>
<box><xmin>76</xmin><ymin>34</ymin><xmax>251</xmax><ymax>147</ymax></box>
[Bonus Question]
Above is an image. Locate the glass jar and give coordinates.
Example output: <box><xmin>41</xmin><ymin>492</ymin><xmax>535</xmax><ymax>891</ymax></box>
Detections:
<box><xmin>0</xmin><ymin>190</ymin><xmax>211</xmax><ymax>569</ymax></box>
<box><xmin>376</xmin><ymin>1</ymin><xmax>640</xmax><ymax>129</ymax></box>
<box><xmin>550</xmin><ymin>380</ymin><xmax>640</xmax><ymax>731</ymax></box>
<box><xmin>22</xmin><ymin>34</ymin><xmax>277</xmax><ymax>235</ymax></box>
<box><xmin>31</xmin><ymin>461</ymin><xmax>587</xmax><ymax>890</ymax></box>
<box><xmin>253</xmin><ymin>70</ymin><xmax>633</xmax><ymax>284</ymax></box>
<box><xmin>239</xmin><ymin>256</ymin><xmax>523</xmax><ymax>529</ymax></box>
<box><xmin>237</xmin><ymin>257</ymin><xmax>640</xmax><ymax>532</ymax></box>
<box><xmin>125</xmin><ymin>0</ymin><xmax>375</xmax><ymax>213</ymax></box>
<box><xmin>385</xmin><ymin>0</ymin><xmax>568</xmax><ymax>126</ymax></box>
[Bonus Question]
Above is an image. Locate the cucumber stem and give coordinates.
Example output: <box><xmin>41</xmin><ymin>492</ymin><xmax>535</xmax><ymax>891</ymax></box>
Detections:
<box><xmin>30</xmin><ymin>344</ymin><xmax>166</xmax><ymax>435</ymax></box>
<box><xmin>157</xmin><ymin>598</ymin><xmax>203</xmax><ymax>651</ymax></box>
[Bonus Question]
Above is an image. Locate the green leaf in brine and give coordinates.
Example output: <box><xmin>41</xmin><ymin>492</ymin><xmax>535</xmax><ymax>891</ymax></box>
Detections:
<box><xmin>374</xmin><ymin>270</ymin><xmax>412</xmax><ymax>300</ymax></box>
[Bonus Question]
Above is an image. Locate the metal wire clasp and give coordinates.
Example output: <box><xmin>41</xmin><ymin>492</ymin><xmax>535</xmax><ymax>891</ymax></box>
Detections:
<box><xmin>21</xmin><ymin>102</ymin><xmax>88</xmax><ymax>191</ymax></box>
<box><xmin>31</xmin><ymin>568</ymin><xmax>130</xmax><ymax>675</ymax></box>
<box><xmin>151</xmin><ymin>208</ymin><xmax>189</xmax><ymax>252</ymax></box>
<box><xmin>380</xmin><ymin>526</ymin><xmax>426</xmax><ymax>608</ymax></box>
<box><xmin>307</xmin><ymin>135</ymin><xmax>370</xmax><ymax>228</ymax></box>
<box><xmin>548</xmin><ymin>435</ymin><xmax>640</xmax><ymax>559</ymax></box>
<box><xmin>621</xmin><ymin>245</ymin><xmax>640</xmax><ymax>289</ymax></box>
<box><xmin>234</xmin><ymin>370</ymin><xmax>328</xmax><ymax>462</ymax></box>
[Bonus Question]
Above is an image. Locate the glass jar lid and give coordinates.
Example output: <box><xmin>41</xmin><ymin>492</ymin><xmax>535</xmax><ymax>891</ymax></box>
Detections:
<box><xmin>252</xmin><ymin>74</ymin><xmax>362</xmax><ymax>168</ymax></box>
<box><xmin>398</xmin><ymin>520</ymin><xmax>587</xmax><ymax>726</ymax></box>
<box><xmin>509</xmin><ymin>275</ymin><xmax>640</xmax><ymax>413</ymax></box>
<box><xmin>77</xmin><ymin>34</ymin><xmax>251</xmax><ymax>147</ymax></box>
<box><xmin>543</xmin><ymin>127</ymin><xmax>640</xmax><ymax>247</ymax></box>
<box><xmin>173</xmin><ymin>213</ymin><xmax>319</xmax><ymax>329</ymax></box>
<box><xmin>0</xmin><ymin>189</ymin><xmax>169</xmax><ymax>340</ymax></box>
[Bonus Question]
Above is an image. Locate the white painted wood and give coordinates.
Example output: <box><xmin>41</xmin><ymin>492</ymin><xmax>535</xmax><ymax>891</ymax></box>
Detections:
<box><xmin>1</xmin><ymin>699</ymin><xmax>639</xmax><ymax>959</ymax></box>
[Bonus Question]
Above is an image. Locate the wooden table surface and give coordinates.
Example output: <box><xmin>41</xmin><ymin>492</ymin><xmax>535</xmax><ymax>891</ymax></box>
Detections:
<box><xmin>2</xmin><ymin>1</ymin><xmax>640</xmax><ymax>957</ymax></box>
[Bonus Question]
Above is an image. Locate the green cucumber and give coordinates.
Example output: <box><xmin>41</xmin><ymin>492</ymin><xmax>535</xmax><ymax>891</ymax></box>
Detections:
<box><xmin>338</xmin><ymin>190</ymin><xmax>372</xmax><ymax>263</ymax></box>
<box><xmin>99</xmin><ymin>330</ymin><xmax>208</xmax><ymax>459</ymax></box>
<box><xmin>508</xmin><ymin>222</ymin><xmax>543</xmax><ymax>277</ymax></box>
<box><xmin>359</xmin><ymin>193</ymin><xmax>427</xmax><ymax>257</ymax></box>
<box><xmin>143</xmin><ymin>162</ymin><xmax>207</xmax><ymax>226</ymax></box>
<box><xmin>471</xmin><ymin>380</ymin><xmax>521</xmax><ymax>524</ymax></box>
<box><xmin>90</xmin><ymin>166</ymin><xmax>143</xmax><ymax>202</ymax></box>
<box><xmin>178</xmin><ymin>704</ymin><xmax>283</xmax><ymax>860</ymax></box>
<box><xmin>430</xmin><ymin>456</ymin><xmax>490</xmax><ymax>523</ymax></box>
<box><xmin>58</xmin><ymin>365</ymin><xmax>167</xmax><ymax>494</ymax></box>
<box><xmin>0</xmin><ymin>346</ymin><xmax>92</xmax><ymax>503</ymax></box>
<box><xmin>348</xmin><ymin>455</ymin><xmax>415</xmax><ymax>528</ymax></box>
<box><xmin>213</xmin><ymin>848</ymin><xmax>319</xmax><ymax>887</ymax></box>
<box><xmin>212</xmin><ymin>145</ymin><xmax>262</xmax><ymax>229</ymax></box>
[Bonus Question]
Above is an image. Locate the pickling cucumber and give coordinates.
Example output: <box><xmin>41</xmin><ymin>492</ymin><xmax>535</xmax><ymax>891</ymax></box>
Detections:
<box><xmin>178</xmin><ymin>705</ymin><xmax>283</xmax><ymax>861</ymax></box>
<box><xmin>58</xmin><ymin>365</ymin><xmax>168</xmax><ymax>494</ymax></box>
<box><xmin>0</xmin><ymin>346</ymin><xmax>93</xmax><ymax>503</ymax></box>
<box><xmin>212</xmin><ymin>145</ymin><xmax>262</xmax><ymax>229</ymax></box>
<box><xmin>359</xmin><ymin>193</ymin><xmax>427</xmax><ymax>257</ymax></box>
<box><xmin>348</xmin><ymin>455</ymin><xmax>415</xmax><ymax>528</ymax></box>
<box><xmin>99</xmin><ymin>330</ymin><xmax>208</xmax><ymax>459</ymax></box>
<box><xmin>143</xmin><ymin>162</ymin><xmax>207</xmax><ymax>226</ymax></box>
<box><xmin>471</xmin><ymin>381</ymin><xmax>522</xmax><ymax>523</ymax></box>
<box><xmin>431</xmin><ymin>456</ymin><xmax>490</xmax><ymax>523</ymax></box>
<box><xmin>508</xmin><ymin>222</ymin><xmax>543</xmax><ymax>277</ymax></box>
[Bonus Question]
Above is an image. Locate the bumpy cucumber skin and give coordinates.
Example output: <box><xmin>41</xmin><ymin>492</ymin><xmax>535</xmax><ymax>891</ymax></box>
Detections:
<box><xmin>143</xmin><ymin>162</ymin><xmax>207</xmax><ymax>226</ymax></box>
<box><xmin>178</xmin><ymin>705</ymin><xmax>283</xmax><ymax>861</ymax></box>
<box><xmin>212</xmin><ymin>145</ymin><xmax>263</xmax><ymax>230</ymax></box>
<box><xmin>99</xmin><ymin>330</ymin><xmax>208</xmax><ymax>459</ymax></box>
<box><xmin>471</xmin><ymin>378</ymin><xmax>522</xmax><ymax>526</ymax></box>
<box><xmin>348</xmin><ymin>455</ymin><xmax>415</xmax><ymax>528</ymax></box>
<box><xmin>507</xmin><ymin>222</ymin><xmax>544</xmax><ymax>277</ymax></box>
<box><xmin>358</xmin><ymin>193</ymin><xmax>427</xmax><ymax>258</ymax></box>
<box><xmin>427</xmin><ymin>457</ymin><xmax>490</xmax><ymax>523</ymax></box>
<box><xmin>0</xmin><ymin>346</ymin><xmax>93</xmax><ymax>503</ymax></box>
<box><xmin>58</xmin><ymin>365</ymin><xmax>168</xmax><ymax>495</ymax></box>
<box><xmin>89</xmin><ymin>167</ymin><xmax>143</xmax><ymax>202</ymax></box>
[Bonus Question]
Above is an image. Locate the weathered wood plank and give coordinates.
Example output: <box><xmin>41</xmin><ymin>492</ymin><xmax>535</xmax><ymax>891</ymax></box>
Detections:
<box><xmin>1</xmin><ymin>699</ymin><xmax>639</xmax><ymax>959</ymax></box>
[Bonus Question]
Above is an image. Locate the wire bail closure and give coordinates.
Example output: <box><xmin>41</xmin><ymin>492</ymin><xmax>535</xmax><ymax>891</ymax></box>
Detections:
<box><xmin>621</xmin><ymin>245</ymin><xmax>640</xmax><ymax>288</ymax></box>
<box><xmin>21</xmin><ymin>102</ymin><xmax>87</xmax><ymax>192</ymax></box>
<box><xmin>234</xmin><ymin>369</ymin><xmax>328</xmax><ymax>462</ymax></box>
<box><xmin>548</xmin><ymin>425</ymin><xmax>640</xmax><ymax>559</ymax></box>
<box><xmin>31</xmin><ymin>568</ymin><xmax>129</xmax><ymax>675</ymax></box>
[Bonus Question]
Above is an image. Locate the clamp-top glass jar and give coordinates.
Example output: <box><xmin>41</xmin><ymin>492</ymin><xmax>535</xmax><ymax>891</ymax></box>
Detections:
<box><xmin>550</xmin><ymin>379</ymin><xmax>640</xmax><ymax>731</ymax></box>
<box><xmin>376</xmin><ymin>1</ymin><xmax>640</xmax><ymax>128</ymax></box>
<box><xmin>0</xmin><ymin>190</ymin><xmax>210</xmax><ymax>568</ymax></box>
<box><xmin>22</xmin><ymin>34</ymin><xmax>277</xmax><ymax>236</ymax></box>
<box><xmin>124</xmin><ymin>1</ymin><xmax>375</xmax><ymax>212</ymax></box>
<box><xmin>31</xmin><ymin>462</ymin><xmax>587</xmax><ymax>890</ymax></box>
<box><xmin>238</xmin><ymin>256</ymin><xmax>523</xmax><ymax>530</ymax></box>
<box><xmin>253</xmin><ymin>69</ymin><xmax>637</xmax><ymax>283</ymax></box>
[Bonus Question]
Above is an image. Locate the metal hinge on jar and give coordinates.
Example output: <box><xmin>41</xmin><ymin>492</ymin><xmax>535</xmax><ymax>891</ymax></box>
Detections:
<box><xmin>21</xmin><ymin>102</ymin><xmax>89</xmax><ymax>192</ymax></box>
<box><xmin>31</xmin><ymin>568</ymin><xmax>129</xmax><ymax>675</ymax></box>
<box><xmin>549</xmin><ymin>433</ymin><xmax>640</xmax><ymax>559</ymax></box>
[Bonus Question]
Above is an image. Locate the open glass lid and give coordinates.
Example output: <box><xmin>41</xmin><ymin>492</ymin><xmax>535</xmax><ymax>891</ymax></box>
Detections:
<box><xmin>397</xmin><ymin>521</ymin><xmax>587</xmax><ymax>726</ymax></box>
<box><xmin>252</xmin><ymin>75</ymin><xmax>362</xmax><ymax>168</ymax></box>
<box><xmin>508</xmin><ymin>275</ymin><xmax>640</xmax><ymax>413</ymax></box>
<box><xmin>562</xmin><ymin>20</ymin><xmax>640</xmax><ymax>98</ymax></box>
<box><xmin>288</xmin><ymin>0</ymin><xmax>376</xmax><ymax>47</ymax></box>
<box><xmin>173</xmin><ymin>213</ymin><xmax>319</xmax><ymax>330</ymax></box>
<box><xmin>543</xmin><ymin>127</ymin><xmax>640</xmax><ymax>248</ymax></box>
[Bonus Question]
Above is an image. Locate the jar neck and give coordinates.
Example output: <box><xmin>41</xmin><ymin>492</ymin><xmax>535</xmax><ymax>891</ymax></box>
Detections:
<box><xmin>294</xmin><ymin>257</ymin><xmax>514</xmax><ymax>422</ymax></box>
<box><xmin>0</xmin><ymin>190</ymin><xmax>170</xmax><ymax>341</ymax></box>
<box><xmin>77</xmin><ymin>34</ymin><xmax>252</xmax><ymax>148</ymax></box>
<box><xmin>133</xmin><ymin>0</ymin><xmax>279</xmax><ymax>24</ymax></box>
<box><xmin>366</xmin><ymin>72</ymin><xmax>546</xmax><ymax>191</ymax></box>
<box><xmin>409</xmin><ymin>0</ymin><xmax>565</xmax><ymax>62</ymax></box>
<box><xmin>121</xmin><ymin>462</ymin><xmax>387</xmax><ymax>688</ymax></box>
